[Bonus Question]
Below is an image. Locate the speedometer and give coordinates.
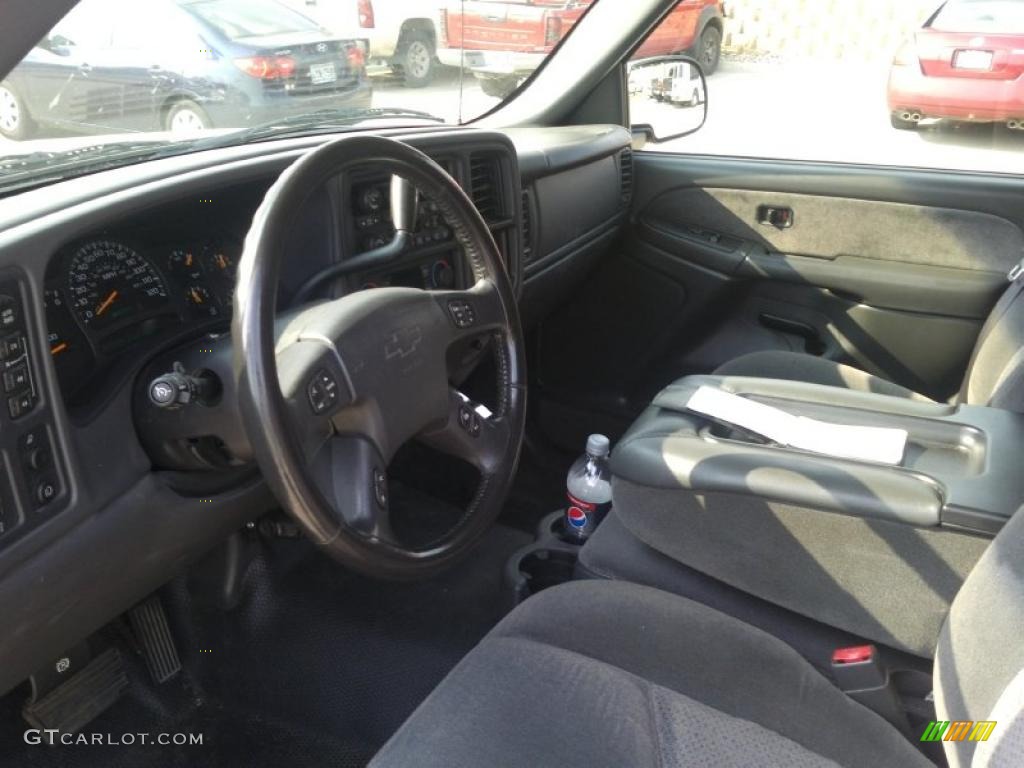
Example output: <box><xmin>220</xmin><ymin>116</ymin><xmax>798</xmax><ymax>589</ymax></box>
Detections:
<box><xmin>66</xmin><ymin>240</ymin><xmax>168</xmax><ymax>332</ymax></box>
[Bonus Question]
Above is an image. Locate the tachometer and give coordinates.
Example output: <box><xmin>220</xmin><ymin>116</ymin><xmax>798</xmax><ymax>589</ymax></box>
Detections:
<box><xmin>66</xmin><ymin>240</ymin><xmax>168</xmax><ymax>332</ymax></box>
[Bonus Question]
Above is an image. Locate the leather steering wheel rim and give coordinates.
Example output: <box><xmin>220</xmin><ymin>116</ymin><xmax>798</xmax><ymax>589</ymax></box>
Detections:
<box><xmin>233</xmin><ymin>135</ymin><xmax>526</xmax><ymax>579</ymax></box>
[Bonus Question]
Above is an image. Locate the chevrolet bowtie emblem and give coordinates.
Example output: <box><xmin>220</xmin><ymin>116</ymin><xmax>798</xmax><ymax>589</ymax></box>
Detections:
<box><xmin>384</xmin><ymin>326</ymin><xmax>423</xmax><ymax>360</ymax></box>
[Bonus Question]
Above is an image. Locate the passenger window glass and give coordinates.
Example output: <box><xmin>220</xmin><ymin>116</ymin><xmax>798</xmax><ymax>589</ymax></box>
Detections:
<box><xmin>632</xmin><ymin>0</ymin><xmax>1024</xmax><ymax>174</ymax></box>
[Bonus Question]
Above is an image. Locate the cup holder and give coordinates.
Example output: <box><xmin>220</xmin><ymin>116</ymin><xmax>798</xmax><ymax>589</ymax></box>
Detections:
<box><xmin>519</xmin><ymin>548</ymin><xmax>576</xmax><ymax>589</ymax></box>
<box><xmin>539</xmin><ymin>510</ymin><xmax>581</xmax><ymax>545</ymax></box>
<box><xmin>506</xmin><ymin>511</ymin><xmax>584</xmax><ymax>607</ymax></box>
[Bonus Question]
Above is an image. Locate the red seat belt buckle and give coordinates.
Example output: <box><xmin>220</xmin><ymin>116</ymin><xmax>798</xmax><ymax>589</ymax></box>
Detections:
<box><xmin>831</xmin><ymin>644</ymin><xmax>886</xmax><ymax>691</ymax></box>
<box><xmin>832</xmin><ymin>644</ymin><xmax>876</xmax><ymax>666</ymax></box>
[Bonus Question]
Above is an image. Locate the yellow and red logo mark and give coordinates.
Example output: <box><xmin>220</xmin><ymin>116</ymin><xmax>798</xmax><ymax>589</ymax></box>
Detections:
<box><xmin>920</xmin><ymin>721</ymin><xmax>997</xmax><ymax>742</ymax></box>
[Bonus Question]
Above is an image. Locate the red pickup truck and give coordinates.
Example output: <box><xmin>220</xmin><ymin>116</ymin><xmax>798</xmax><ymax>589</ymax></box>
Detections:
<box><xmin>438</xmin><ymin>0</ymin><xmax>725</xmax><ymax>97</ymax></box>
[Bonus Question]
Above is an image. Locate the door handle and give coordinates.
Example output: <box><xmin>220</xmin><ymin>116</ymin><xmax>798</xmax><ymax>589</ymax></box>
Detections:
<box><xmin>757</xmin><ymin>205</ymin><xmax>794</xmax><ymax>229</ymax></box>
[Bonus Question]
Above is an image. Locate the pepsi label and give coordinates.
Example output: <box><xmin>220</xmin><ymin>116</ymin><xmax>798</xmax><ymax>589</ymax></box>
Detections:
<box><xmin>564</xmin><ymin>493</ymin><xmax>611</xmax><ymax>541</ymax></box>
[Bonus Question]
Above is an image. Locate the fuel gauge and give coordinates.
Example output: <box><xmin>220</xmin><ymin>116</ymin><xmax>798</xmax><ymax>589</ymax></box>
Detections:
<box><xmin>44</xmin><ymin>288</ymin><xmax>95</xmax><ymax>395</ymax></box>
<box><xmin>185</xmin><ymin>285</ymin><xmax>220</xmax><ymax>318</ymax></box>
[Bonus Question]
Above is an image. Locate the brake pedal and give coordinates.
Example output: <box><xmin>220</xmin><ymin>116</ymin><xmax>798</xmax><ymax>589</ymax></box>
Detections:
<box><xmin>128</xmin><ymin>596</ymin><xmax>182</xmax><ymax>683</ymax></box>
<box><xmin>22</xmin><ymin>648</ymin><xmax>128</xmax><ymax>734</ymax></box>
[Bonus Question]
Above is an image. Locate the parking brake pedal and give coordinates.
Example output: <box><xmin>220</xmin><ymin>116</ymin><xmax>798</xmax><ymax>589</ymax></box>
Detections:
<box><xmin>22</xmin><ymin>648</ymin><xmax>128</xmax><ymax>734</ymax></box>
<box><xmin>128</xmin><ymin>596</ymin><xmax>182</xmax><ymax>683</ymax></box>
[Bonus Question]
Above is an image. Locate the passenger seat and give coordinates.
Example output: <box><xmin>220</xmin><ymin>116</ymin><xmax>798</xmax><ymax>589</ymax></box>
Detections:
<box><xmin>717</xmin><ymin>268</ymin><xmax>1024</xmax><ymax>410</ymax></box>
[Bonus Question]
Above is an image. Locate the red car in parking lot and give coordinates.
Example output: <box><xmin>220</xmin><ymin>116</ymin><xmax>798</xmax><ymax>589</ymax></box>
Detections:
<box><xmin>888</xmin><ymin>0</ymin><xmax>1024</xmax><ymax>130</ymax></box>
<box><xmin>439</xmin><ymin>0</ymin><xmax>724</xmax><ymax>98</ymax></box>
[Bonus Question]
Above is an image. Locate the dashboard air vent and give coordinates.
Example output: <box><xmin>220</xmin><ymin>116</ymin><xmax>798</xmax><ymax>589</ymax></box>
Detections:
<box><xmin>521</xmin><ymin>189</ymin><xmax>534</xmax><ymax>264</ymax></box>
<box><xmin>469</xmin><ymin>154</ymin><xmax>502</xmax><ymax>223</ymax></box>
<box><xmin>620</xmin><ymin>148</ymin><xmax>633</xmax><ymax>203</ymax></box>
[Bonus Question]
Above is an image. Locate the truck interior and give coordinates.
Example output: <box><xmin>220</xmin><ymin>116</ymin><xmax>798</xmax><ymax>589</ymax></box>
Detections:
<box><xmin>1</xmin><ymin>0</ymin><xmax>1023</xmax><ymax>766</ymax></box>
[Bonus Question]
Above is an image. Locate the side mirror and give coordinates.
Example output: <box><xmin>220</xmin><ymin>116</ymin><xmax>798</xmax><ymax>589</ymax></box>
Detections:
<box><xmin>628</xmin><ymin>55</ymin><xmax>707</xmax><ymax>144</ymax></box>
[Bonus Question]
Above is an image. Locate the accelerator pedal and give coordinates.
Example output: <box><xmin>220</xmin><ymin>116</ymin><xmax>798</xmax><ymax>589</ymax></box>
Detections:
<box><xmin>128</xmin><ymin>595</ymin><xmax>182</xmax><ymax>683</ymax></box>
<box><xmin>22</xmin><ymin>648</ymin><xmax>127</xmax><ymax>734</ymax></box>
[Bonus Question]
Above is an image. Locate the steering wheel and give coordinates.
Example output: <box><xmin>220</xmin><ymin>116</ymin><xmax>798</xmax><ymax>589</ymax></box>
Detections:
<box><xmin>233</xmin><ymin>136</ymin><xmax>526</xmax><ymax>579</ymax></box>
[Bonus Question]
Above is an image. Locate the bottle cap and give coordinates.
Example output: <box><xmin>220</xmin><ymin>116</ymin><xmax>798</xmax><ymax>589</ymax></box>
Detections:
<box><xmin>586</xmin><ymin>434</ymin><xmax>610</xmax><ymax>458</ymax></box>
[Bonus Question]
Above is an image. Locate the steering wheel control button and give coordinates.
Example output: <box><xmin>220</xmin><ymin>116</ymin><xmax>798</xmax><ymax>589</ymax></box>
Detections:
<box><xmin>307</xmin><ymin>369</ymin><xmax>339</xmax><ymax>415</ymax></box>
<box><xmin>458</xmin><ymin>403</ymin><xmax>482</xmax><ymax>437</ymax></box>
<box><xmin>372</xmin><ymin>468</ymin><xmax>388</xmax><ymax>509</ymax></box>
<box><xmin>447</xmin><ymin>299</ymin><xmax>476</xmax><ymax>329</ymax></box>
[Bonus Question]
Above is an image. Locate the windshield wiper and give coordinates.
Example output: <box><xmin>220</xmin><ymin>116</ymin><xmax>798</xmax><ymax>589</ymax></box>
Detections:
<box><xmin>0</xmin><ymin>140</ymin><xmax>182</xmax><ymax>197</ymax></box>
<box><xmin>187</xmin><ymin>107</ymin><xmax>447</xmax><ymax>151</ymax></box>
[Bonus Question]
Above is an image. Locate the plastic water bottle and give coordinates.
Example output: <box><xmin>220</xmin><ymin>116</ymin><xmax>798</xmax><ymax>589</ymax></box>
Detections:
<box><xmin>564</xmin><ymin>434</ymin><xmax>612</xmax><ymax>543</ymax></box>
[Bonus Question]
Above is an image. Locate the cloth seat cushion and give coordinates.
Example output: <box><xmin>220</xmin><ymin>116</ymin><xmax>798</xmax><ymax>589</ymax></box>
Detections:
<box><xmin>713</xmin><ymin>350</ymin><xmax>931</xmax><ymax>402</ymax></box>
<box><xmin>370</xmin><ymin>580</ymin><xmax>930</xmax><ymax>768</ymax></box>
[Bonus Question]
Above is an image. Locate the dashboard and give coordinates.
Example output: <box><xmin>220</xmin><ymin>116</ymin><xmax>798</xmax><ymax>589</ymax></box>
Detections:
<box><xmin>39</xmin><ymin>153</ymin><xmax>517</xmax><ymax>407</ymax></box>
<box><xmin>0</xmin><ymin>124</ymin><xmax>631</xmax><ymax>697</ymax></box>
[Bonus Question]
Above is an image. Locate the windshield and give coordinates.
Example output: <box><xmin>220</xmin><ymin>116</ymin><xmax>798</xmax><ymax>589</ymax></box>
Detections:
<box><xmin>0</xmin><ymin>0</ymin><xmax>599</xmax><ymax>191</ymax></box>
<box><xmin>187</xmin><ymin>0</ymin><xmax>323</xmax><ymax>39</ymax></box>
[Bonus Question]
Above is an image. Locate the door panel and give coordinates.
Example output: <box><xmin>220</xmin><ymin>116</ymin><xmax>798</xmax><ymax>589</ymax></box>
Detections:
<box><xmin>641</xmin><ymin>186</ymin><xmax>1024</xmax><ymax>273</ymax></box>
<box><xmin>536</xmin><ymin>154</ymin><xmax>1024</xmax><ymax>448</ymax></box>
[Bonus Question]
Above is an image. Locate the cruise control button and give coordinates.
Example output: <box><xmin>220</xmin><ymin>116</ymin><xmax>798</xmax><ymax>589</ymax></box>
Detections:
<box><xmin>447</xmin><ymin>300</ymin><xmax>476</xmax><ymax>329</ymax></box>
<box><xmin>307</xmin><ymin>369</ymin><xmax>339</xmax><ymax>414</ymax></box>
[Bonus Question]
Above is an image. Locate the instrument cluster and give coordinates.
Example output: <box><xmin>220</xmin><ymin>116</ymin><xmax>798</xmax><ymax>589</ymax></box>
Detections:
<box><xmin>44</xmin><ymin>237</ymin><xmax>239</xmax><ymax>398</ymax></box>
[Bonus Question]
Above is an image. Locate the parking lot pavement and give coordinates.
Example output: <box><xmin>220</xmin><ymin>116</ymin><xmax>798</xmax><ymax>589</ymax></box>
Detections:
<box><xmin>4</xmin><ymin>60</ymin><xmax>1024</xmax><ymax>176</ymax></box>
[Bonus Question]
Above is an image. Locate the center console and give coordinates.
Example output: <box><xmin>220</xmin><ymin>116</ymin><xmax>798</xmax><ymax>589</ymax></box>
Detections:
<box><xmin>615</xmin><ymin>375</ymin><xmax>1024</xmax><ymax>536</ymax></box>
<box><xmin>603</xmin><ymin>373</ymin><xmax>1024</xmax><ymax>657</ymax></box>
